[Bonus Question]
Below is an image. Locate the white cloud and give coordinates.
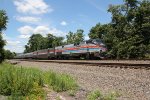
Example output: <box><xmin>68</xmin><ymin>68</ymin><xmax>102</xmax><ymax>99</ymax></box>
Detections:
<box><xmin>5</xmin><ymin>45</ymin><xmax>24</xmax><ymax>53</ymax></box>
<box><xmin>18</xmin><ymin>25</ymin><xmax>66</xmax><ymax>39</ymax></box>
<box><xmin>34</xmin><ymin>26</ymin><xmax>50</xmax><ymax>36</ymax></box>
<box><xmin>4</xmin><ymin>38</ymin><xmax>23</xmax><ymax>53</ymax></box>
<box><xmin>14</xmin><ymin>0</ymin><xmax>52</xmax><ymax>14</ymax></box>
<box><xmin>15</xmin><ymin>16</ymin><xmax>41</xmax><ymax>24</ymax></box>
<box><xmin>48</xmin><ymin>27</ymin><xmax>66</xmax><ymax>36</ymax></box>
<box><xmin>18</xmin><ymin>25</ymin><xmax>34</xmax><ymax>35</ymax></box>
<box><xmin>7</xmin><ymin>40</ymin><xmax>21</xmax><ymax>46</ymax></box>
<box><xmin>60</xmin><ymin>21</ymin><xmax>67</xmax><ymax>26</ymax></box>
<box><xmin>19</xmin><ymin>34</ymin><xmax>31</xmax><ymax>39</ymax></box>
<box><xmin>3</xmin><ymin>34</ymin><xmax>27</xmax><ymax>53</ymax></box>
<box><xmin>34</xmin><ymin>26</ymin><xmax>66</xmax><ymax>36</ymax></box>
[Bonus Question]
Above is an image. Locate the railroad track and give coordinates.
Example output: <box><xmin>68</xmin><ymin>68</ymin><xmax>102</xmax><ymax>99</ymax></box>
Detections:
<box><xmin>13</xmin><ymin>59</ymin><xmax>150</xmax><ymax>70</ymax></box>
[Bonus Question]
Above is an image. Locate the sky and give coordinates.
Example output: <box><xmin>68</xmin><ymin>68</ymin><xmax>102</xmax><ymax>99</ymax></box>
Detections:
<box><xmin>0</xmin><ymin>0</ymin><xmax>124</xmax><ymax>53</ymax></box>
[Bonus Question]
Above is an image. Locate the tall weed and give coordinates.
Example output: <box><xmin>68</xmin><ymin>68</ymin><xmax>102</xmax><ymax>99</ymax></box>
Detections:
<box><xmin>0</xmin><ymin>62</ymin><xmax>78</xmax><ymax>99</ymax></box>
<box><xmin>45</xmin><ymin>71</ymin><xmax>78</xmax><ymax>92</ymax></box>
<box><xmin>0</xmin><ymin>62</ymin><xmax>45</xmax><ymax>99</ymax></box>
<box><xmin>87</xmin><ymin>90</ymin><xmax>119</xmax><ymax>100</ymax></box>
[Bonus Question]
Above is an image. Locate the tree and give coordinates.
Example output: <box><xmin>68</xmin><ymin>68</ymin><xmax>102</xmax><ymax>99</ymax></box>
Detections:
<box><xmin>105</xmin><ymin>0</ymin><xmax>150</xmax><ymax>59</ymax></box>
<box><xmin>0</xmin><ymin>35</ymin><xmax>5</xmax><ymax>62</ymax></box>
<box><xmin>24</xmin><ymin>45</ymin><xmax>30</xmax><ymax>53</ymax></box>
<box><xmin>66</xmin><ymin>29</ymin><xmax>84</xmax><ymax>44</ymax></box>
<box><xmin>89</xmin><ymin>23</ymin><xmax>108</xmax><ymax>39</ymax></box>
<box><xmin>44</xmin><ymin>34</ymin><xmax>64</xmax><ymax>48</ymax></box>
<box><xmin>89</xmin><ymin>0</ymin><xmax>150</xmax><ymax>59</ymax></box>
<box><xmin>66</xmin><ymin>31</ymin><xmax>75</xmax><ymax>44</ymax></box>
<box><xmin>75</xmin><ymin>29</ymin><xmax>84</xmax><ymax>43</ymax></box>
<box><xmin>46</xmin><ymin>34</ymin><xmax>55</xmax><ymax>48</ymax></box>
<box><xmin>0</xmin><ymin>10</ymin><xmax>8</xmax><ymax>63</ymax></box>
<box><xmin>4</xmin><ymin>50</ymin><xmax>16</xmax><ymax>59</ymax></box>
<box><xmin>52</xmin><ymin>36</ymin><xmax>64</xmax><ymax>47</ymax></box>
<box><xmin>0</xmin><ymin>10</ymin><xmax>8</xmax><ymax>32</ymax></box>
<box><xmin>24</xmin><ymin>33</ymin><xmax>65</xmax><ymax>53</ymax></box>
<box><xmin>24</xmin><ymin>34</ymin><xmax>45</xmax><ymax>52</ymax></box>
<box><xmin>42</xmin><ymin>34</ymin><xmax>56</xmax><ymax>49</ymax></box>
<box><xmin>134</xmin><ymin>0</ymin><xmax>150</xmax><ymax>44</ymax></box>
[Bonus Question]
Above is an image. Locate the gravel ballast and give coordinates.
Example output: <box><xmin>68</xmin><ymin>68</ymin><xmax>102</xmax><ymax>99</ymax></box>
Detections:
<box><xmin>9</xmin><ymin>60</ymin><xmax>150</xmax><ymax>100</ymax></box>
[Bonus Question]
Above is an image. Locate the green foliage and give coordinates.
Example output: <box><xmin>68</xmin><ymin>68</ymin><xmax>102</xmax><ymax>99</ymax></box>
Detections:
<box><xmin>26</xmin><ymin>34</ymin><xmax>44</xmax><ymax>52</ymax></box>
<box><xmin>45</xmin><ymin>71</ymin><xmax>78</xmax><ymax>92</ymax></box>
<box><xmin>87</xmin><ymin>90</ymin><xmax>119</xmax><ymax>100</ymax></box>
<box><xmin>66</xmin><ymin>29</ymin><xmax>84</xmax><ymax>44</ymax></box>
<box><xmin>87</xmin><ymin>90</ymin><xmax>102</xmax><ymax>100</ymax></box>
<box><xmin>0</xmin><ymin>10</ymin><xmax>8</xmax><ymax>32</ymax></box>
<box><xmin>89</xmin><ymin>0</ymin><xmax>150</xmax><ymax>59</ymax></box>
<box><xmin>41</xmin><ymin>34</ymin><xmax>64</xmax><ymax>49</ymax></box>
<box><xmin>52</xmin><ymin>36</ymin><xmax>64</xmax><ymax>47</ymax></box>
<box><xmin>24</xmin><ymin>29</ymin><xmax>84</xmax><ymax>53</ymax></box>
<box><xmin>0</xmin><ymin>47</ymin><xmax>5</xmax><ymax>63</ymax></box>
<box><xmin>89</xmin><ymin>23</ymin><xmax>109</xmax><ymax>39</ymax></box>
<box><xmin>0</xmin><ymin>33</ymin><xmax>5</xmax><ymax>49</ymax></box>
<box><xmin>24</xmin><ymin>33</ymin><xmax>64</xmax><ymax>53</ymax></box>
<box><xmin>4</xmin><ymin>50</ymin><xmax>16</xmax><ymax>59</ymax></box>
<box><xmin>0</xmin><ymin>10</ymin><xmax>8</xmax><ymax>63</ymax></box>
<box><xmin>0</xmin><ymin>62</ymin><xmax>45</xmax><ymax>99</ymax></box>
<box><xmin>0</xmin><ymin>62</ymin><xmax>78</xmax><ymax>99</ymax></box>
<box><xmin>66</xmin><ymin>31</ymin><xmax>74</xmax><ymax>44</ymax></box>
<box><xmin>46</xmin><ymin>34</ymin><xmax>55</xmax><ymax>48</ymax></box>
<box><xmin>106</xmin><ymin>0</ymin><xmax>150</xmax><ymax>59</ymax></box>
<box><xmin>0</xmin><ymin>35</ymin><xmax>5</xmax><ymax>62</ymax></box>
<box><xmin>74</xmin><ymin>29</ymin><xmax>84</xmax><ymax>43</ymax></box>
<box><xmin>103</xmin><ymin>91</ymin><xmax>120</xmax><ymax>100</ymax></box>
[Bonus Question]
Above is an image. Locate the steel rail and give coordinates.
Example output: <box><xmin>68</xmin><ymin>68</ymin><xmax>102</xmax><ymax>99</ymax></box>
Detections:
<box><xmin>14</xmin><ymin>59</ymin><xmax>150</xmax><ymax>70</ymax></box>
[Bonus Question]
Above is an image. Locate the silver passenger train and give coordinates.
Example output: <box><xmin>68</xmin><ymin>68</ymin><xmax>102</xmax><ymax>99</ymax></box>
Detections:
<box><xmin>16</xmin><ymin>39</ymin><xmax>107</xmax><ymax>60</ymax></box>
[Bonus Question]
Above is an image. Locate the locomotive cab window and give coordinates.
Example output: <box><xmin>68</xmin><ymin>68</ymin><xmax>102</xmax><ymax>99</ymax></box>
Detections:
<box><xmin>92</xmin><ymin>39</ymin><xmax>103</xmax><ymax>44</ymax></box>
<box><xmin>86</xmin><ymin>40</ymin><xmax>92</xmax><ymax>44</ymax></box>
<box><xmin>74</xmin><ymin>42</ymin><xmax>80</xmax><ymax>46</ymax></box>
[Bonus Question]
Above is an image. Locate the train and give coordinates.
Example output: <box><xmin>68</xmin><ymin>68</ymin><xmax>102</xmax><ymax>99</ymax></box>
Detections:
<box><xmin>16</xmin><ymin>39</ymin><xmax>107</xmax><ymax>60</ymax></box>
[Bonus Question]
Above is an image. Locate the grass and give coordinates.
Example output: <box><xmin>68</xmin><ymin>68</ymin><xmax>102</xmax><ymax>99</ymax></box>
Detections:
<box><xmin>68</xmin><ymin>89</ymin><xmax>77</xmax><ymax>96</ymax></box>
<box><xmin>87</xmin><ymin>90</ymin><xmax>102</xmax><ymax>100</ymax></box>
<box><xmin>87</xmin><ymin>90</ymin><xmax>119</xmax><ymax>100</ymax></box>
<box><xmin>0</xmin><ymin>62</ymin><xmax>45</xmax><ymax>99</ymax></box>
<box><xmin>45</xmin><ymin>71</ymin><xmax>78</xmax><ymax>92</ymax></box>
<box><xmin>0</xmin><ymin>62</ymin><xmax>78</xmax><ymax>99</ymax></box>
<box><xmin>0</xmin><ymin>62</ymin><xmax>119</xmax><ymax>100</ymax></box>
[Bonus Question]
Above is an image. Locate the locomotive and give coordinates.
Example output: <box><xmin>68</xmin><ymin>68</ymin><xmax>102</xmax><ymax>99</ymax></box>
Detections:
<box><xmin>16</xmin><ymin>39</ymin><xmax>107</xmax><ymax>60</ymax></box>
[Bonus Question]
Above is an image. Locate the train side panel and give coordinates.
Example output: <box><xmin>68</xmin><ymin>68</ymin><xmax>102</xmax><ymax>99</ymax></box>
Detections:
<box><xmin>36</xmin><ymin>49</ymin><xmax>49</xmax><ymax>59</ymax></box>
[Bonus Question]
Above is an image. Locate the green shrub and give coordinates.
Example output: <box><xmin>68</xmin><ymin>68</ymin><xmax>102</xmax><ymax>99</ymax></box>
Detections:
<box><xmin>0</xmin><ymin>62</ymin><xmax>78</xmax><ymax>99</ymax></box>
<box><xmin>87</xmin><ymin>90</ymin><xmax>119</xmax><ymax>100</ymax></box>
<box><xmin>45</xmin><ymin>71</ymin><xmax>78</xmax><ymax>92</ymax></box>
<box><xmin>0</xmin><ymin>62</ymin><xmax>45</xmax><ymax>99</ymax></box>
<box><xmin>87</xmin><ymin>90</ymin><xmax>102</xmax><ymax>100</ymax></box>
<box><xmin>0</xmin><ymin>62</ymin><xmax>120</xmax><ymax>100</ymax></box>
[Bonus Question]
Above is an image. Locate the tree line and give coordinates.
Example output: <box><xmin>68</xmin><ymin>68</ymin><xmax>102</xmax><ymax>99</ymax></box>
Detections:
<box><xmin>0</xmin><ymin>0</ymin><xmax>150</xmax><ymax>63</ymax></box>
<box><xmin>24</xmin><ymin>29</ymin><xmax>84</xmax><ymax>53</ymax></box>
